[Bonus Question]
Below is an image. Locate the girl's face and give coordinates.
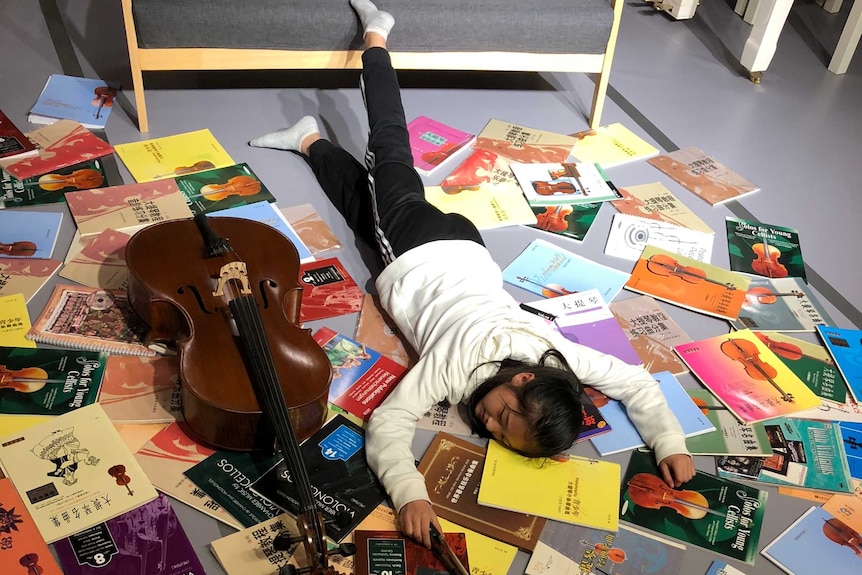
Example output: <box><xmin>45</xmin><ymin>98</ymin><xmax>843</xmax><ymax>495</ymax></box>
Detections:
<box><xmin>472</xmin><ymin>372</ymin><xmax>535</xmax><ymax>453</ymax></box>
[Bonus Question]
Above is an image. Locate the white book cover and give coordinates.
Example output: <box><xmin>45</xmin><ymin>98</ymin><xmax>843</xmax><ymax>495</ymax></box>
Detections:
<box><xmin>510</xmin><ymin>161</ymin><xmax>621</xmax><ymax>206</ymax></box>
<box><xmin>605</xmin><ymin>213</ymin><xmax>715</xmax><ymax>263</ymax></box>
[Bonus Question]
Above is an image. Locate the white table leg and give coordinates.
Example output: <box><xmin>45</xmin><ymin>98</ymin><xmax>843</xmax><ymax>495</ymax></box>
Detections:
<box><xmin>741</xmin><ymin>0</ymin><xmax>794</xmax><ymax>78</ymax></box>
<box><xmin>829</xmin><ymin>0</ymin><xmax>862</xmax><ymax>74</ymax></box>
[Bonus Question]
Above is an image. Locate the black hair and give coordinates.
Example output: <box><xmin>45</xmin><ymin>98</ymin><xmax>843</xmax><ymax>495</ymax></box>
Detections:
<box><xmin>465</xmin><ymin>349</ymin><xmax>583</xmax><ymax>458</ymax></box>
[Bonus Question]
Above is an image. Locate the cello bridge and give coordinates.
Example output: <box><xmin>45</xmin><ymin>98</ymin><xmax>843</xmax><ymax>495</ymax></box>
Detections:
<box><xmin>213</xmin><ymin>262</ymin><xmax>252</xmax><ymax>297</ymax></box>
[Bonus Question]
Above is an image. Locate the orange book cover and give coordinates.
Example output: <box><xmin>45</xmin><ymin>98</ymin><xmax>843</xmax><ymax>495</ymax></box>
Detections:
<box><xmin>97</xmin><ymin>355</ymin><xmax>181</xmax><ymax>423</ymax></box>
<box><xmin>624</xmin><ymin>245</ymin><xmax>750</xmax><ymax>321</ymax></box>
<box><xmin>0</xmin><ymin>473</ymin><xmax>64</xmax><ymax>575</ymax></box>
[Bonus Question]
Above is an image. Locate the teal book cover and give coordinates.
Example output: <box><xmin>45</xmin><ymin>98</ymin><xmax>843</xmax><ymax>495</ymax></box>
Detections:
<box><xmin>817</xmin><ymin>324</ymin><xmax>862</xmax><ymax>403</ymax></box>
<box><xmin>1</xmin><ymin>159</ymin><xmax>107</xmax><ymax>208</ymax></box>
<box><xmin>175</xmin><ymin>162</ymin><xmax>275</xmax><ymax>216</ymax></box>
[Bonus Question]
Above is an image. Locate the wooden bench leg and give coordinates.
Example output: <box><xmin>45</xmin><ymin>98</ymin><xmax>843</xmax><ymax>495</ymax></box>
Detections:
<box><xmin>741</xmin><ymin>0</ymin><xmax>794</xmax><ymax>81</ymax></box>
<box><xmin>829</xmin><ymin>0</ymin><xmax>862</xmax><ymax>74</ymax></box>
<box><xmin>589</xmin><ymin>0</ymin><xmax>623</xmax><ymax>128</ymax></box>
<box><xmin>121</xmin><ymin>0</ymin><xmax>149</xmax><ymax>132</ymax></box>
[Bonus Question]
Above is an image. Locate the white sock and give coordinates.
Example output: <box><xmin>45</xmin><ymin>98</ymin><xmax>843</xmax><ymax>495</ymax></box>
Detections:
<box><xmin>350</xmin><ymin>0</ymin><xmax>395</xmax><ymax>40</ymax></box>
<box><xmin>248</xmin><ymin>116</ymin><xmax>320</xmax><ymax>152</ymax></box>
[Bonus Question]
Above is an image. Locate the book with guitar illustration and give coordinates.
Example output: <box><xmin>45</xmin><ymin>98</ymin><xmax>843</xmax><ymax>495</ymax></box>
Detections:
<box><xmin>731</xmin><ymin>277</ymin><xmax>833</xmax><ymax>332</ymax></box>
<box><xmin>611</xmin><ymin>181</ymin><xmax>713</xmax><ymax>234</ymax></box>
<box><xmin>175</xmin><ymin>162</ymin><xmax>276</xmax><ymax>216</ymax></box>
<box><xmin>0</xmin><ymin>472</ymin><xmax>64</xmax><ymax>575</ymax></box>
<box><xmin>503</xmin><ymin>238</ymin><xmax>630</xmax><ymax>303</ymax></box>
<box><xmin>528</xmin><ymin>201</ymin><xmax>603</xmax><ymax>242</ymax></box>
<box><xmin>675</xmin><ymin>329</ymin><xmax>822</xmax><ymax>423</ymax></box>
<box><xmin>646</xmin><ymin>147</ymin><xmax>760</xmax><ymax>206</ymax></box>
<box><xmin>619</xmin><ymin>450</ymin><xmax>767</xmax><ymax>565</ymax></box>
<box><xmin>28</xmin><ymin>74</ymin><xmax>122</xmax><ymax>130</ymax></box>
<box><xmin>717</xmin><ymin>418</ymin><xmax>853</xmax><ymax>493</ymax></box>
<box><xmin>1</xmin><ymin>159</ymin><xmax>107</xmax><ymax>209</ymax></box>
<box><xmin>0</xmin><ymin>403</ymin><xmax>158</xmax><ymax>543</ymax></box>
<box><xmin>816</xmin><ymin>325</ymin><xmax>862</xmax><ymax>403</ymax></box>
<box><xmin>624</xmin><ymin>245</ymin><xmax>750</xmax><ymax>321</ymax></box>
<box><xmin>113</xmin><ymin>128</ymin><xmax>235</xmax><ymax>183</ymax></box>
<box><xmin>609</xmin><ymin>295</ymin><xmax>692</xmax><ymax>375</ymax></box>
<box><xmin>725</xmin><ymin>216</ymin><xmax>806</xmax><ymax>281</ymax></box>
<box><xmin>683</xmin><ymin>389</ymin><xmax>773</xmax><ymax>456</ymax></box>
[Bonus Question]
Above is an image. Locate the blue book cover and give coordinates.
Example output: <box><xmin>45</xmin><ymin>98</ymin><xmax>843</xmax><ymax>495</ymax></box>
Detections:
<box><xmin>705</xmin><ymin>560</ymin><xmax>748</xmax><ymax>575</ymax></box>
<box><xmin>817</xmin><ymin>325</ymin><xmax>862</xmax><ymax>403</ymax></box>
<box><xmin>838</xmin><ymin>421</ymin><xmax>862</xmax><ymax>480</ymax></box>
<box><xmin>589</xmin><ymin>371</ymin><xmax>715</xmax><ymax>456</ymax></box>
<box><xmin>761</xmin><ymin>506</ymin><xmax>860</xmax><ymax>575</ymax></box>
<box><xmin>28</xmin><ymin>74</ymin><xmax>121</xmax><ymax>129</ymax></box>
<box><xmin>0</xmin><ymin>209</ymin><xmax>63</xmax><ymax>258</ymax></box>
<box><xmin>208</xmin><ymin>201</ymin><xmax>313</xmax><ymax>262</ymax></box>
<box><xmin>503</xmin><ymin>238</ymin><xmax>630</xmax><ymax>303</ymax></box>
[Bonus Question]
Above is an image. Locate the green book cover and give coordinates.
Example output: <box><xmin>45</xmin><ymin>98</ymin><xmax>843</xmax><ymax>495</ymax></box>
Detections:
<box><xmin>725</xmin><ymin>216</ymin><xmax>806</xmax><ymax>280</ymax></box>
<box><xmin>174</xmin><ymin>162</ymin><xmax>275</xmax><ymax>216</ymax></box>
<box><xmin>683</xmin><ymin>390</ymin><xmax>772</xmax><ymax>456</ymax></box>
<box><xmin>0</xmin><ymin>347</ymin><xmax>105</xmax><ymax>415</ymax></box>
<box><xmin>1</xmin><ymin>159</ymin><xmax>107</xmax><ymax>209</ymax></box>
<box><xmin>620</xmin><ymin>450</ymin><xmax>767</xmax><ymax>565</ymax></box>
<box><xmin>528</xmin><ymin>202</ymin><xmax>602</xmax><ymax>242</ymax></box>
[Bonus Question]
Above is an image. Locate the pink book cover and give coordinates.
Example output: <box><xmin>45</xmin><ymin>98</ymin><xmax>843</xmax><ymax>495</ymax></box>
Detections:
<box><xmin>298</xmin><ymin>257</ymin><xmax>364</xmax><ymax>322</ymax></box>
<box><xmin>97</xmin><ymin>355</ymin><xmax>181</xmax><ymax>423</ymax></box>
<box><xmin>407</xmin><ymin>116</ymin><xmax>474</xmax><ymax>175</ymax></box>
<box><xmin>0</xmin><ymin>120</ymin><xmax>113</xmax><ymax>180</ymax></box>
<box><xmin>674</xmin><ymin>329</ymin><xmax>822</xmax><ymax>423</ymax></box>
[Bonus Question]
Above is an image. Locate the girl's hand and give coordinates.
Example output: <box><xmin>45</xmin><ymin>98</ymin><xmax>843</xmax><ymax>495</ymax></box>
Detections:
<box><xmin>658</xmin><ymin>453</ymin><xmax>696</xmax><ymax>487</ymax></box>
<box><xmin>398</xmin><ymin>499</ymin><xmax>441</xmax><ymax>548</ymax></box>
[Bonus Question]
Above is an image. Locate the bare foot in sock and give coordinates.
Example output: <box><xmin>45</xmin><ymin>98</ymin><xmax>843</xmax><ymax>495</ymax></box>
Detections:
<box><xmin>248</xmin><ymin>116</ymin><xmax>320</xmax><ymax>153</ymax></box>
<box><xmin>350</xmin><ymin>0</ymin><xmax>394</xmax><ymax>40</ymax></box>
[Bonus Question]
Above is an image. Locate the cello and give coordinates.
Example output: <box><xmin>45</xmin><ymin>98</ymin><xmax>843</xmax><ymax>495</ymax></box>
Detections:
<box><xmin>125</xmin><ymin>215</ymin><xmax>351</xmax><ymax>573</ymax></box>
<box><xmin>0</xmin><ymin>241</ymin><xmax>37</xmax><ymax>257</ymax></box>
<box><xmin>720</xmin><ymin>337</ymin><xmax>794</xmax><ymax>402</ymax></box>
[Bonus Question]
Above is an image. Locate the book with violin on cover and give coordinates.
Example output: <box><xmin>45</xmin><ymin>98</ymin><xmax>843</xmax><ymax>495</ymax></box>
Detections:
<box><xmin>674</xmin><ymin>329</ymin><xmax>822</xmax><ymax>423</ymax></box>
<box><xmin>725</xmin><ymin>216</ymin><xmax>806</xmax><ymax>281</ymax></box>
<box><xmin>0</xmin><ymin>470</ymin><xmax>64</xmax><ymax>575</ymax></box>
<box><xmin>0</xmin><ymin>403</ymin><xmax>158</xmax><ymax>543</ymax></box>
<box><xmin>730</xmin><ymin>276</ymin><xmax>834</xmax><ymax>332</ymax></box>
<box><xmin>619</xmin><ymin>449</ymin><xmax>767</xmax><ymax>565</ymax></box>
<box><xmin>528</xmin><ymin>201</ymin><xmax>603</xmax><ymax>243</ymax></box>
<box><xmin>816</xmin><ymin>325</ymin><xmax>862</xmax><ymax>403</ymax></box>
<box><xmin>1</xmin><ymin>159</ymin><xmax>107</xmax><ymax>209</ymax></box>
<box><xmin>113</xmin><ymin>128</ymin><xmax>234</xmax><ymax>183</ymax></box>
<box><xmin>624</xmin><ymin>245</ymin><xmax>751</xmax><ymax>321</ymax></box>
<box><xmin>510</xmin><ymin>161</ymin><xmax>622</xmax><ymax>207</ymax></box>
<box><xmin>175</xmin><ymin>162</ymin><xmax>276</xmax><ymax>216</ymax></box>
<box><xmin>28</xmin><ymin>74</ymin><xmax>122</xmax><ymax>130</ymax></box>
<box><xmin>0</xmin><ymin>209</ymin><xmax>63</xmax><ymax>259</ymax></box>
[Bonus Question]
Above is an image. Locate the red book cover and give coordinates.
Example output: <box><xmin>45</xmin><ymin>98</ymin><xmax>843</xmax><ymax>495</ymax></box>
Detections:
<box><xmin>0</xmin><ymin>473</ymin><xmax>64</xmax><ymax>575</ymax></box>
<box><xmin>0</xmin><ymin>120</ymin><xmax>113</xmax><ymax>180</ymax></box>
<box><xmin>0</xmin><ymin>109</ymin><xmax>38</xmax><ymax>160</ymax></box>
<box><xmin>298</xmin><ymin>257</ymin><xmax>364</xmax><ymax>322</ymax></box>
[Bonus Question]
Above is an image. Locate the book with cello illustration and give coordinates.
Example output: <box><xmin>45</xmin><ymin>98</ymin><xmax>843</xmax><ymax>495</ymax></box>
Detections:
<box><xmin>761</xmin><ymin>506</ymin><xmax>862</xmax><ymax>575</ymax></box>
<box><xmin>0</xmin><ymin>209</ymin><xmax>63</xmax><ymax>259</ymax></box>
<box><xmin>528</xmin><ymin>201</ymin><xmax>603</xmax><ymax>242</ymax></box>
<box><xmin>175</xmin><ymin>162</ymin><xmax>276</xmax><ymax>216</ymax></box>
<box><xmin>53</xmin><ymin>494</ymin><xmax>205</xmax><ymax>575</ymax></box>
<box><xmin>675</xmin><ymin>329</ymin><xmax>822</xmax><ymax>423</ymax></box>
<box><xmin>423</xmin><ymin>182</ymin><xmax>537</xmax><ymax>230</ymax></box>
<box><xmin>816</xmin><ymin>325</ymin><xmax>862</xmax><ymax>403</ymax></box>
<box><xmin>717</xmin><ymin>418</ymin><xmax>853</xmax><ymax>493</ymax></box>
<box><xmin>503</xmin><ymin>238</ymin><xmax>630</xmax><ymax>303</ymax></box>
<box><xmin>1</xmin><ymin>159</ymin><xmax>107</xmax><ymax>208</ymax></box>
<box><xmin>646</xmin><ymin>147</ymin><xmax>760</xmax><ymax>207</ymax></box>
<box><xmin>731</xmin><ymin>276</ymin><xmax>833</xmax><ymax>332</ymax></box>
<box><xmin>0</xmin><ymin>403</ymin><xmax>158</xmax><ymax>543</ymax></box>
<box><xmin>510</xmin><ymin>161</ymin><xmax>622</xmax><ymax>206</ymax></box>
<box><xmin>0</xmin><ymin>347</ymin><xmax>105</xmax><ymax>416</ymax></box>
<box><xmin>525</xmin><ymin>521</ymin><xmax>686</xmax><ymax>575</ymax></box>
<box><xmin>113</xmin><ymin>128</ymin><xmax>234</xmax><ymax>183</ymax></box>
<box><xmin>624</xmin><ymin>245</ymin><xmax>750</xmax><ymax>321</ymax></box>
<box><xmin>725</xmin><ymin>216</ymin><xmax>806</xmax><ymax>281</ymax></box>
<box><xmin>683</xmin><ymin>389</ymin><xmax>773</xmax><ymax>456</ymax></box>
<box><xmin>0</xmin><ymin>472</ymin><xmax>64</xmax><ymax>575</ymax></box>
<box><xmin>609</xmin><ymin>295</ymin><xmax>692</xmax><ymax>375</ymax></box>
<box><xmin>619</xmin><ymin>449</ymin><xmax>767</xmax><ymax>565</ymax></box>
<box><xmin>28</xmin><ymin>74</ymin><xmax>122</xmax><ymax>130</ymax></box>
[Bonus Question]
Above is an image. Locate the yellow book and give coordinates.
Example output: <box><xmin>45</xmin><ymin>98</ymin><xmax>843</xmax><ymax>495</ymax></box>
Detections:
<box><xmin>439</xmin><ymin>517</ymin><xmax>519</xmax><ymax>575</ymax></box>
<box><xmin>570</xmin><ymin>123</ymin><xmax>660</xmax><ymax>169</ymax></box>
<box><xmin>0</xmin><ymin>415</ymin><xmax>50</xmax><ymax>436</ymax></box>
<box><xmin>424</xmin><ymin>182</ymin><xmax>537</xmax><ymax>230</ymax></box>
<box><xmin>477</xmin><ymin>440</ymin><xmax>620</xmax><ymax>530</ymax></box>
<box><xmin>0</xmin><ymin>293</ymin><xmax>36</xmax><ymax>347</ymax></box>
<box><xmin>114</xmin><ymin>128</ymin><xmax>234</xmax><ymax>182</ymax></box>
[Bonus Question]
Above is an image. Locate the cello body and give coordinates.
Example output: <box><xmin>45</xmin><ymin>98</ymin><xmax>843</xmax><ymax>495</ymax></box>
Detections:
<box><xmin>124</xmin><ymin>217</ymin><xmax>332</xmax><ymax>451</ymax></box>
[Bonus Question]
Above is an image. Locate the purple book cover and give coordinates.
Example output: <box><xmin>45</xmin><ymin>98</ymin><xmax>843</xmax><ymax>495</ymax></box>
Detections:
<box><xmin>53</xmin><ymin>494</ymin><xmax>206</xmax><ymax>575</ymax></box>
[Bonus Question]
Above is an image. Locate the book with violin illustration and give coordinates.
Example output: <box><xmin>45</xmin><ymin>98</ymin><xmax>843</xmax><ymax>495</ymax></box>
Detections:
<box><xmin>725</xmin><ymin>216</ymin><xmax>806</xmax><ymax>281</ymax></box>
<box><xmin>605</xmin><ymin>212</ymin><xmax>715</xmax><ymax>263</ymax></box>
<box><xmin>28</xmin><ymin>74</ymin><xmax>122</xmax><ymax>130</ymax></box>
<box><xmin>822</xmin><ymin>478</ymin><xmax>862</xmax><ymax>531</ymax></box>
<box><xmin>751</xmin><ymin>331</ymin><xmax>846</xmax><ymax>405</ymax></box>
<box><xmin>424</xmin><ymin>182</ymin><xmax>537</xmax><ymax>230</ymax></box>
<box><xmin>525</xmin><ymin>521</ymin><xmax>686</xmax><ymax>575</ymax></box>
<box><xmin>816</xmin><ymin>325</ymin><xmax>862</xmax><ymax>403</ymax></box>
<box><xmin>97</xmin><ymin>355</ymin><xmax>181</xmax><ymax>424</ymax></box>
<box><xmin>53</xmin><ymin>493</ymin><xmax>205</xmax><ymax>575</ymax></box>
<box><xmin>0</xmin><ymin>107</ymin><xmax>38</xmax><ymax>161</ymax></box>
<box><xmin>407</xmin><ymin>115</ymin><xmax>475</xmax><ymax>176</ymax></box>
<box><xmin>731</xmin><ymin>276</ymin><xmax>834</xmax><ymax>332</ymax></box>
<box><xmin>0</xmin><ymin>120</ymin><xmax>114</xmax><ymax>181</ymax></box>
<box><xmin>313</xmin><ymin>328</ymin><xmax>406</xmax><ymax>422</ymax></box>
<box><xmin>59</xmin><ymin>228</ymin><xmax>132</xmax><ymax>290</ymax></box>
<box><xmin>646</xmin><ymin>147</ymin><xmax>760</xmax><ymax>206</ymax></box>
<box><xmin>209</xmin><ymin>200</ymin><xmax>313</xmax><ymax>262</ymax></box>
<box><xmin>503</xmin><ymin>238</ymin><xmax>630</xmax><ymax>303</ymax></box>
<box><xmin>65</xmin><ymin>179</ymin><xmax>194</xmax><ymax>239</ymax></box>
<box><xmin>609</xmin><ymin>295</ymin><xmax>692</xmax><ymax>375</ymax></box>
<box><xmin>477</xmin><ymin>439</ymin><xmax>621</xmax><ymax>530</ymax></box>
<box><xmin>1</xmin><ymin>159</ymin><xmax>107</xmax><ymax>209</ymax></box>
<box><xmin>250</xmin><ymin>414</ymin><xmax>388</xmax><ymax>543</ymax></box>
<box><xmin>761</xmin><ymin>506</ymin><xmax>861</xmax><ymax>575</ymax></box>
<box><xmin>0</xmin><ymin>347</ymin><xmax>106</xmax><ymax>416</ymax></box>
<box><xmin>717</xmin><ymin>418</ymin><xmax>854</xmax><ymax>493</ymax></box>
<box><xmin>0</xmin><ymin>256</ymin><xmax>62</xmax><ymax>303</ymax></box>
<box><xmin>528</xmin><ymin>201</ymin><xmax>603</xmax><ymax>242</ymax></box>
<box><xmin>0</xmin><ymin>472</ymin><xmax>64</xmax><ymax>575</ymax></box>
<box><xmin>114</xmin><ymin>128</ymin><xmax>234</xmax><ymax>183</ymax></box>
<box><xmin>0</xmin><ymin>209</ymin><xmax>63</xmax><ymax>259</ymax></box>
<box><xmin>27</xmin><ymin>285</ymin><xmax>156</xmax><ymax>357</ymax></box>
<box><xmin>569</xmin><ymin>122</ymin><xmax>661</xmax><ymax>169</ymax></box>
<box><xmin>298</xmin><ymin>257</ymin><xmax>364</xmax><ymax>322</ymax></box>
<box><xmin>280</xmin><ymin>203</ymin><xmax>343</xmax><ymax>256</ymax></box>
<box><xmin>417</xmin><ymin>432</ymin><xmax>548</xmax><ymax>552</ymax></box>
<box><xmin>0</xmin><ymin>403</ymin><xmax>158</xmax><ymax>543</ymax></box>
<box><xmin>619</xmin><ymin>449</ymin><xmax>767</xmax><ymax>565</ymax></box>
<box><xmin>510</xmin><ymin>161</ymin><xmax>622</xmax><ymax>206</ymax></box>
<box><xmin>624</xmin><ymin>245</ymin><xmax>750</xmax><ymax>321</ymax></box>
<box><xmin>674</xmin><ymin>329</ymin><xmax>822</xmax><ymax>423</ymax></box>
<box><xmin>175</xmin><ymin>162</ymin><xmax>276</xmax><ymax>216</ymax></box>
<box><xmin>588</xmin><ymin>371</ymin><xmax>715</xmax><ymax>456</ymax></box>
<box><xmin>612</xmin><ymin>181</ymin><xmax>713</xmax><ymax>234</ymax></box>
<box><xmin>0</xmin><ymin>293</ymin><xmax>35</xmax><ymax>348</ymax></box>
<box><xmin>353</xmin><ymin>529</ymin><xmax>470</xmax><ymax>575</ymax></box>
<box><xmin>683</xmin><ymin>389</ymin><xmax>773</xmax><ymax>456</ymax></box>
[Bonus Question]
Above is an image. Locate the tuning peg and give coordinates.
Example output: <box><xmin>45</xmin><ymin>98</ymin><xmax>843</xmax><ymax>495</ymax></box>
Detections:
<box><xmin>277</xmin><ymin>565</ymin><xmax>298</xmax><ymax>575</ymax></box>
<box><xmin>272</xmin><ymin>531</ymin><xmax>303</xmax><ymax>551</ymax></box>
<box><xmin>328</xmin><ymin>542</ymin><xmax>357</xmax><ymax>558</ymax></box>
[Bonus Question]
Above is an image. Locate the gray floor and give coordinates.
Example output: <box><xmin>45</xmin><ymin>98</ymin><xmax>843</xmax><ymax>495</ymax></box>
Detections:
<box><xmin>2</xmin><ymin>1</ymin><xmax>861</xmax><ymax>574</ymax></box>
